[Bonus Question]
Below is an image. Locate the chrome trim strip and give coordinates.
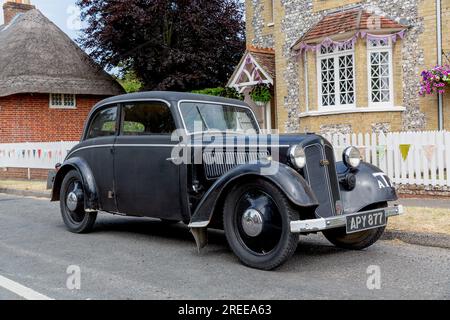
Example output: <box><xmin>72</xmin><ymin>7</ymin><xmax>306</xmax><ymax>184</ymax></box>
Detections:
<box><xmin>68</xmin><ymin>143</ymin><xmax>289</xmax><ymax>158</ymax></box>
<box><xmin>188</xmin><ymin>144</ymin><xmax>290</xmax><ymax>148</ymax></box>
<box><xmin>67</xmin><ymin>144</ymin><xmax>113</xmax><ymax>158</ymax></box>
<box><xmin>290</xmin><ymin>205</ymin><xmax>404</xmax><ymax>233</ymax></box>
<box><xmin>325</xmin><ymin>144</ymin><xmax>342</xmax><ymax>214</ymax></box>
<box><xmin>115</xmin><ymin>144</ymin><xmax>177</xmax><ymax>148</ymax></box>
<box><xmin>177</xmin><ymin>99</ymin><xmax>262</xmax><ymax>135</ymax></box>
<box><xmin>67</xmin><ymin>144</ymin><xmax>177</xmax><ymax>158</ymax></box>
<box><xmin>94</xmin><ymin>98</ymin><xmax>173</xmax><ymax>111</ymax></box>
<box><xmin>67</xmin><ymin>143</ymin><xmax>289</xmax><ymax>159</ymax></box>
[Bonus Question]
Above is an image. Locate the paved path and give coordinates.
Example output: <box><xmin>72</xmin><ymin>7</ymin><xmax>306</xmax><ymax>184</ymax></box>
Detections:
<box><xmin>397</xmin><ymin>198</ymin><xmax>450</xmax><ymax>209</ymax></box>
<box><xmin>0</xmin><ymin>194</ymin><xmax>448</xmax><ymax>300</ymax></box>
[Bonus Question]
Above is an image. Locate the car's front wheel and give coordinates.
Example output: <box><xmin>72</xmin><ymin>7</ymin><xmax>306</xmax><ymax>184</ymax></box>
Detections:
<box><xmin>60</xmin><ymin>170</ymin><xmax>97</xmax><ymax>233</ymax></box>
<box><xmin>223</xmin><ymin>179</ymin><xmax>300</xmax><ymax>270</ymax></box>
<box><xmin>322</xmin><ymin>203</ymin><xmax>388</xmax><ymax>250</ymax></box>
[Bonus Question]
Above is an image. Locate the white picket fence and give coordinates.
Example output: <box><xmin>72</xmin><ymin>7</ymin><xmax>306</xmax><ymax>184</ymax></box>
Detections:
<box><xmin>0</xmin><ymin>141</ymin><xmax>78</xmax><ymax>170</ymax></box>
<box><xmin>323</xmin><ymin>131</ymin><xmax>450</xmax><ymax>187</ymax></box>
<box><xmin>0</xmin><ymin>131</ymin><xmax>449</xmax><ymax>187</ymax></box>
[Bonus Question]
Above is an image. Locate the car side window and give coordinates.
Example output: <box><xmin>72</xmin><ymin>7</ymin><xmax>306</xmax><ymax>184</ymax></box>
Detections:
<box><xmin>121</xmin><ymin>101</ymin><xmax>176</xmax><ymax>135</ymax></box>
<box><xmin>86</xmin><ymin>106</ymin><xmax>118</xmax><ymax>139</ymax></box>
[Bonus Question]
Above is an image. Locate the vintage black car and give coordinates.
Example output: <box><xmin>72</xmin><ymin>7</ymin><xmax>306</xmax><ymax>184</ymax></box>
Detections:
<box><xmin>52</xmin><ymin>92</ymin><xmax>403</xmax><ymax>270</ymax></box>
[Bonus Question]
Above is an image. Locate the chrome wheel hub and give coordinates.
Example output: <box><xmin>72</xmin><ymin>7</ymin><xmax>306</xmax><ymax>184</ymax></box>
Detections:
<box><xmin>241</xmin><ymin>208</ymin><xmax>264</xmax><ymax>237</ymax></box>
<box><xmin>66</xmin><ymin>192</ymin><xmax>79</xmax><ymax>212</ymax></box>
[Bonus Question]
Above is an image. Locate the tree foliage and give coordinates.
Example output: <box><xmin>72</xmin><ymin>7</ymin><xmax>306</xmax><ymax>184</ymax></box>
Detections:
<box><xmin>192</xmin><ymin>87</ymin><xmax>244</xmax><ymax>100</ymax></box>
<box><xmin>77</xmin><ymin>0</ymin><xmax>245</xmax><ymax>91</ymax></box>
<box><xmin>117</xmin><ymin>70</ymin><xmax>143</xmax><ymax>93</ymax></box>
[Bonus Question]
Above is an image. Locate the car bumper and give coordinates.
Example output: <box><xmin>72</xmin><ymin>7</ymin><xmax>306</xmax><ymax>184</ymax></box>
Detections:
<box><xmin>290</xmin><ymin>205</ymin><xmax>404</xmax><ymax>233</ymax></box>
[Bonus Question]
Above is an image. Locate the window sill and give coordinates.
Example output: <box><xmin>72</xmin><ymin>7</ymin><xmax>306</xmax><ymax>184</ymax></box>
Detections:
<box><xmin>49</xmin><ymin>106</ymin><xmax>77</xmax><ymax>110</ymax></box>
<box><xmin>299</xmin><ymin>106</ymin><xmax>406</xmax><ymax>118</ymax></box>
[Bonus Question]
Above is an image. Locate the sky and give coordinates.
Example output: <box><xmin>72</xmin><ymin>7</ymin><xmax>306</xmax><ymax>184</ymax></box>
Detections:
<box><xmin>0</xmin><ymin>0</ymin><xmax>80</xmax><ymax>39</ymax></box>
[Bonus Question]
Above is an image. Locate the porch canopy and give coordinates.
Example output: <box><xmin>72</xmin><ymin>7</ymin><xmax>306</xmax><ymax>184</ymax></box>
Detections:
<box><xmin>227</xmin><ymin>46</ymin><xmax>275</xmax><ymax>93</ymax></box>
<box><xmin>291</xmin><ymin>8</ymin><xmax>408</xmax><ymax>52</ymax></box>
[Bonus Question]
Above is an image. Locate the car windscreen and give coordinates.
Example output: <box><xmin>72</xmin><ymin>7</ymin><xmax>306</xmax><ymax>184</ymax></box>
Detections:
<box><xmin>179</xmin><ymin>102</ymin><xmax>259</xmax><ymax>134</ymax></box>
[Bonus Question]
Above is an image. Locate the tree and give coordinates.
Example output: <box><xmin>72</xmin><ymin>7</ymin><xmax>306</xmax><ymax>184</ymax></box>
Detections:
<box><xmin>117</xmin><ymin>70</ymin><xmax>143</xmax><ymax>93</ymax></box>
<box><xmin>77</xmin><ymin>0</ymin><xmax>245</xmax><ymax>92</ymax></box>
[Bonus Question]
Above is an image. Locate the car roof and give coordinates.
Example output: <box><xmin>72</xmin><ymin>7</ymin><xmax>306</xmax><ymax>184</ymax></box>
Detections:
<box><xmin>93</xmin><ymin>91</ymin><xmax>249</xmax><ymax>110</ymax></box>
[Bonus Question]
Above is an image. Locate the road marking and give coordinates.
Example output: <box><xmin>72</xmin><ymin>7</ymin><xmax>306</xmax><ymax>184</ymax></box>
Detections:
<box><xmin>0</xmin><ymin>275</ymin><xmax>53</xmax><ymax>300</ymax></box>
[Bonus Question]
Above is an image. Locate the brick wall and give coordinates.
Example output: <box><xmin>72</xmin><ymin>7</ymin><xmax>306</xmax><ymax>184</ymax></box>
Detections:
<box><xmin>0</xmin><ymin>168</ymin><xmax>49</xmax><ymax>180</ymax></box>
<box><xmin>0</xmin><ymin>93</ymin><xmax>107</xmax><ymax>180</ymax></box>
<box><xmin>0</xmin><ymin>93</ymin><xmax>106</xmax><ymax>143</ymax></box>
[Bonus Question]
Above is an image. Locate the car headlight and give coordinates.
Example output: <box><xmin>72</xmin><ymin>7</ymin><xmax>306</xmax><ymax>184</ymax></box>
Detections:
<box><xmin>289</xmin><ymin>145</ymin><xmax>306</xmax><ymax>169</ymax></box>
<box><xmin>343</xmin><ymin>146</ymin><xmax>361</xmax><ymax>169</ymax></box>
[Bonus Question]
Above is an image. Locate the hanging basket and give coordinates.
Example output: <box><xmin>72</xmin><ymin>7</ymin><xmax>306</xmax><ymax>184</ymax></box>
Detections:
<box><xmin>250</xmin><ymin>83</ymin><xmax>272</xmax><ymax>106</ymax></box>
<box><xmin>419</xmin><ymin>65</ymin><xmax>450</xmax><ymax>96</ymax></box>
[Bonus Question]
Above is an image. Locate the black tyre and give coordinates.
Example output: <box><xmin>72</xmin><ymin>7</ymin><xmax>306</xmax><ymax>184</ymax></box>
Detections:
<box><xmin>60</xmin><ymin>170</ymin><xmax>97</xmax><ymax>234</ymax></box>
<box><xmin>223</xmin><ymin>179</ymin><xmax>300</xmax><ymax>270</ymax></box>
<box><xmin>323</xmin><ymin>203</ymin><xmax>388</xmax><ymax>250</ymax></box>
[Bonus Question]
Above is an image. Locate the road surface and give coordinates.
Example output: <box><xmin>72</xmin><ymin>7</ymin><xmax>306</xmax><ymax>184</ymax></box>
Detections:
<box><xmin>0</xmin><ymin>194</ymin><xmax>448</xmax><ymax>300</ymax></box>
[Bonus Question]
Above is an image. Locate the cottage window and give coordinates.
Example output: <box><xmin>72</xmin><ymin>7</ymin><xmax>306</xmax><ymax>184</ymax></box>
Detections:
<box><xmin>317</xmin><ymin>43</ymin><xmax>355</xmax><ymax>110</ymax></box>
<box><xmin>50</xmin><ymin>93</ymin><xmax>76</xmax><ymax>109</ymax></box>
<box><xmin>367</xmin><ymin>38</ymin><xmax>394</xmax><ymax>107</ymax></box>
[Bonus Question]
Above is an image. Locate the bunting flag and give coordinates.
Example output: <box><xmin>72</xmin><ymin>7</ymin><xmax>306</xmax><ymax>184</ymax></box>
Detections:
<box><xmin>376</xmin><ymin>145</ymin><xmax>387</xmax><ymax>161</ymax></box>
<box><xmin>423</xmin><ymin>145</ymin><xmax>436</xmax><ymax>162</ymax></box>
<box><xmin>294</xmin><ymin>30</ymin><xmax>407</xmax><ymax>55</ymax></box>
<box><xmin>38</xmin><ymin>149</ymin><xmax>42</xmax><ymax>158</ymax></box>
<box><xmin>399</xmin><ymin>144</ymin><xmax>411</xmax><ymax>161</ymax></box>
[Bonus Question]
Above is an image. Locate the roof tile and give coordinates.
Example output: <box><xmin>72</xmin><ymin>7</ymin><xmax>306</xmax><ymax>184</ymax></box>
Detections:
<box><xmin>300</xmin><ymin>9</ymin><xmax>406</xmax><ymax>43</ymax></box>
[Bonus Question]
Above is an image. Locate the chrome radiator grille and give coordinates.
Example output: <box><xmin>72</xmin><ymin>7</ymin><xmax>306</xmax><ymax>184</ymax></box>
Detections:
<box><xmin>203</xmin><ymin>151</ymin><xmax>270</xmax><ymax>179</ymax></box>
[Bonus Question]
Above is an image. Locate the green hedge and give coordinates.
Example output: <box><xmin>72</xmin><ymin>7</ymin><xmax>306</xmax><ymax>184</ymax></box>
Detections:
<box><xmin>192</xmin><ymin>87</ymin><xmax>244</xmax><ymax>101</ymax></box>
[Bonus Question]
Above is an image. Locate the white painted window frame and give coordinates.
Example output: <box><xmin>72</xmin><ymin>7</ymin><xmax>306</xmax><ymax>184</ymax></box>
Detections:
<box><xmin>367</xmin><ymin>38</ymin><xmax>394</xmax><ymax>108</ymax></box>
<box><xmin>49</xmin><ymin>93</ymin><xmax>77</xmax><ymax>109</ymax></box>
<box><xmin>316</xmin><ymin>44</ymin><xmax>356</xmax><ymax>112</ymax></box>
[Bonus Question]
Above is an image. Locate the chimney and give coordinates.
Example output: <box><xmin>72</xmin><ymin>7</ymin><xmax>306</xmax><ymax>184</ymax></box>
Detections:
<box><xmin>3</xmin><ymin>0</ymin><xmax>35</xmax><ymax>25</ymax></box>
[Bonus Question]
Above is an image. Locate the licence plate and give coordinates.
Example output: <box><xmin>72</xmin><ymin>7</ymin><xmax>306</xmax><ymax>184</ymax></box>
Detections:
<box><xmin>346</xmin><ymin>210</ymin><xmax>387</xmax><ymax>234</ymax></box>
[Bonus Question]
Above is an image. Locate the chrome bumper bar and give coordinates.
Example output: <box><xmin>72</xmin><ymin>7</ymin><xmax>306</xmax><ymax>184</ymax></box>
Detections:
<box><xmin>290</xmin><ymin>205</ymin><xmax>404</xmax><ymax>233</ymax></box>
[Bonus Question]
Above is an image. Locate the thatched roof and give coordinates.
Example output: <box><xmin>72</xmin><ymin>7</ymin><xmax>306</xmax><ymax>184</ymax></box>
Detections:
<box><xmin>0</xmin><ymin>9</ymin><xmax>124</xmax><ymax>97</ymax></box>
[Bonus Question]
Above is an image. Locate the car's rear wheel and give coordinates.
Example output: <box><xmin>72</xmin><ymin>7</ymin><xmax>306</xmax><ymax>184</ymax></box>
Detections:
<box><xmin>322</xmin><ymin>203</ymin><xmax>388</xmax><ymax>250</ymax></box>
<box><xmin>60</xmin><ymin>170</ymin><xmax>97</xmax><ymax>234</ymax></box>
<box><xmin>223</xmin><ymin>179</ymin><xmax>299</xmax><ymax>270</ymax></box>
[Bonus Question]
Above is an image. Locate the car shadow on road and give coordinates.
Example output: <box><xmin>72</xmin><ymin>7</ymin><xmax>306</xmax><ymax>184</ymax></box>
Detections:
<box><xmin>91</xmin><ymin>215</ymin><xmax>344</xmax><ymax>259</ymax></box>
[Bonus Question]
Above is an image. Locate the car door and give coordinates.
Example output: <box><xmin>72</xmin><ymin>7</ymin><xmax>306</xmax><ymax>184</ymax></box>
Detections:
<box><xmin>78</xmin><ymin>104</ymin><xmax>119</xmax><ymax>213</ymax></box>
<box><xmin>114</xmin><ymin>100</ymin><xmax>182</xmax><ymax>220</ymax></box>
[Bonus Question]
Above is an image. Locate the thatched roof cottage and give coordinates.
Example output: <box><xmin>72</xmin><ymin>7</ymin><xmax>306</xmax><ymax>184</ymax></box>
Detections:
<box><xmin>0</xmin><ymin>0</ymin><xmax>124</xmax><ymax>144</ymax></box>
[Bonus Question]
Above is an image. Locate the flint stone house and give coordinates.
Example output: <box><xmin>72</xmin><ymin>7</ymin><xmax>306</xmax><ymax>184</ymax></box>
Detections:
<box><xmin>0</xmin><ymin>0</ymin><xmax>124</xmax><ymax>144</ymax></box>
<box><xmin>229</xmin><ymin>0</ymin><xmax>450</xmax><ymax>134</ymax></box>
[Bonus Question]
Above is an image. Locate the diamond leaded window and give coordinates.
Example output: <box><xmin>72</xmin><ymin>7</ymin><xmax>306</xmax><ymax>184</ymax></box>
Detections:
<box><xmin>318</xmin><ymin>43</ymin><xmax>355</xmax><ymax>109</ymax></box>
<box><xmin>50</xmin><ymin>94</ymin><xmax>77</xmax><ymax>109</ymax></box>
<box><xmin>368</xmin><ymin>38</ymin><xmax>393</xmax><ymax>106</ymax></box>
